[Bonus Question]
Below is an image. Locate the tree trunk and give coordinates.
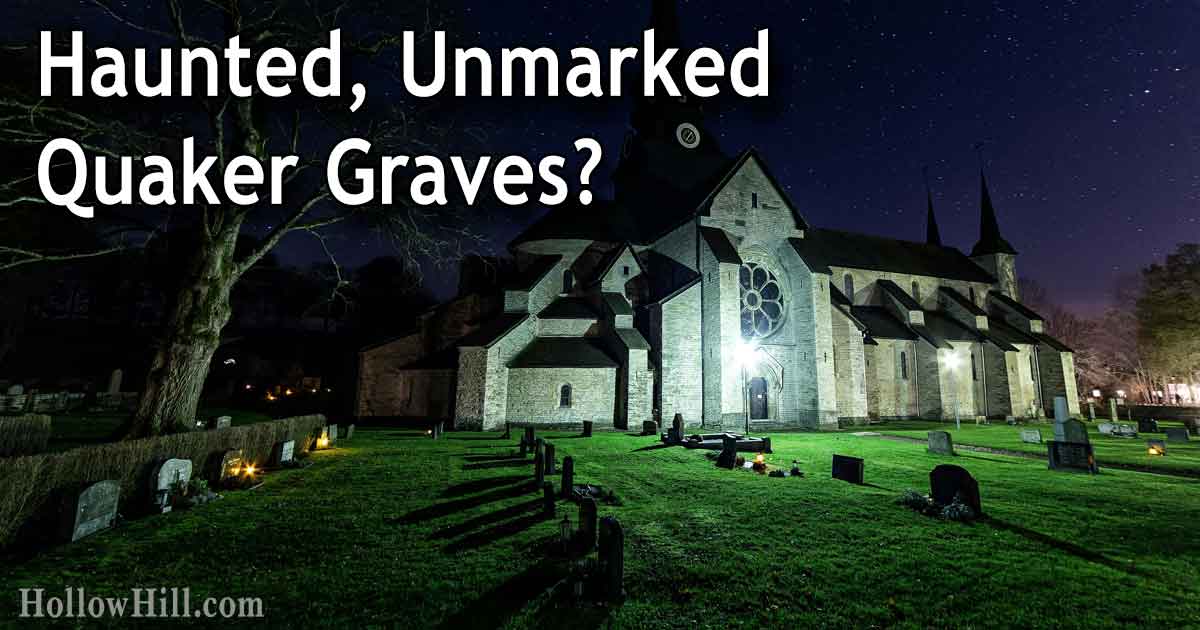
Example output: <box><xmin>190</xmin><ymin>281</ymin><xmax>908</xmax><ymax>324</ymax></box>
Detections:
<box><xmin>128</xmin><ymin>232</ymin><xmax>239</xmax><ymax>437</ymax></box>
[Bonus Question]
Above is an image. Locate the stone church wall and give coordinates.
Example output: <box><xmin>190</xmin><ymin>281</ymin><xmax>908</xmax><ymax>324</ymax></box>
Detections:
<box><xmin>454</xmin><ymin>347</ymin><xmax>488</xmax><ymax>429</ymax></box>
<box><xmin>1037</xmin><ymin>346</ymin><xmax>1080</xmax><ymax>417</ymax></box>
<box><xmin>657</xmin><ymin>282</ymin><xmax>703</xmax><ymax>428</ymax></box>
<box><xmin>864</xmin><ymin>338</ymin><xmax>917</xmax><ymax>419</ymax></box>
<box><xmin>982</xmin><ymin>344</ymin><xmax>1017</xmax><ymax>418</ymax></box>
<box><xmin>355</xmin><ymin>333</ymin><xmax>424</xmax><ymax>417</ymax></box>
<box><xmin>831</xmin><ymin>307</ymin><xmax>869</xmax><ymax>422</ymax></box>
<box><xmin>506</xmin><ymin>367</ymin><xmax>617</xmax><ymax>425</ymax></box>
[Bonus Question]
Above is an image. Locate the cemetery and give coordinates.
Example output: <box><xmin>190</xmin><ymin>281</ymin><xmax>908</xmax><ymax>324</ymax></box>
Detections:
<box><xmin>2</xmin><ymin>421</ymin><xmax>1198</xmax><ymax>627</ymax></box>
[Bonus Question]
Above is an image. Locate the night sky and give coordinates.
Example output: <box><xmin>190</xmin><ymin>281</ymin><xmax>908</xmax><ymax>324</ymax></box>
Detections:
<box><xmin>344</xmin><ymin>0</ymin><xmax>1192</xmax><ymax>315</ymax></box>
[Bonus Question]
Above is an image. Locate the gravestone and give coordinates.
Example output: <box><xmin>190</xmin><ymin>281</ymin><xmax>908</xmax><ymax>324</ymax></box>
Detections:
<box><xmin>152</xmin><ymin>458</ymin><xmax>192</xmax><ymax>514</ymax></box>
<box><xmin>1020</xmin><ymin>429</ymin><xmax>1043</xmax><ymax>444</ymax></box>
<box><xmin>535</xmin><ymin>438</ymin><xmax>545</xmax><ymax>461</ymax></box>
<box><xmin>1054</xmin><ymin>396</ymin><xmax>1070</xmax><ymax>423</ymax></box>
<box><xmin>344</xmin><ymin>424</ymin><xmax>355</xmax><ymax>440</ymax></box>
<box><xmin>1098</xmin><ymin>423</ymin><xmax>1115</xmax><ymax>435</ymax></box>
<box><xmin>716</xmin><ymin>435</ymin><xmax>738</xmax><ymax>469</ymax></box>
<box><xmin>212</xmin><ymin>415</ymin><xmax>232</xmax><ymax>430</ymax></box>
<box><xmin>578</xmin><ymin>497</ymin><xmax>598</xmax><ymax>552</ymax></box>
<box><xmin>927</xmin><ymin>431</ymin><xmax>955</xmax><ymax>455</ymax></box>
<box><xmin>542</xmin><ymin>482</ymin><xmax>556</xmax><ymax>517</ymax></box>
<box><xmin>1165</xmin><ymin>427</ymin><xmax>1190</xmax><ymax>442</ymax></box>
<box><xmin>501</xmin><ymin>422</ymin><xmax>511</xmax><ymax>440</ymax></box>
<box><xmin>582</xmin><ymin>421</ymin><xmax>593</xmax><ymax>438</ymax></box>
<box><xmin>327</xmin><ymin>424</ymin><xmax>339</xmax><ymax>443</ymax></box>
<box><xmin>68</xmin><ymin>480</ymin><xmax>120</xmax><ymax>542</ymax></box>
<box><xmin>1147</xmin><ymin>439</ymin><xmax>1166</xmax><ymax>456</ymax></box>
<box><xmin>106</xmin><ymin>369</ymin><xmax>123</xmax><ymax>395</ymax></box>
<box><xmin>641</xmin><ymin>420</ymin><xmax>658</xmax><ymax>436</ymax></box>
<box><xmin>523</xmin><ymin>427</ymin><xmax>536</xmax><ymax>452</ymax></box>
<box><xmin>762</xmin><ymin>437</ymin><xmax>773</xmax><ymax>454</ymax></box>
<box><xmin>832</xmin><ymin>454</ymin><xmax>865</xmax><ymax>484</ymax></box>
<box><xmin>1138</xmin><ymin>418</ymin><xmax>1159</xmax><ymax>434</ymax></box>
<box><xmin>5</xmin><ymin>384</ymin><xmax>23</xmax><ymax>396</ymax></box>
<box><xmin>598</xmin><ymin>516</ymin><xmax>626</xmax><ymax>601</ymax></box>
<box><xmin>928</xmin><ymin>464</ymin><xmax>982</xmax><ymax>515</ymax></box>
<box><xmin>209</xmin><ymin>449</ymin><xmax>245</xmax><ymax>486</ymax></box>
<box><xmin>1047</xmin><ymin>441</ymin><xmax>1097</xmax><ymax>474</ymax></box>
<box><xmin>1005</xmin><ymin>415</ymin><xmax>1017</xmax><ymax>425</ymax></box>
<box><xmin>673</xmin><ymin>413</ymin><xmax>683</xmax><ymax>438</ymax></box>
<box><xmin>432</xmin><ymin>421</ymin><xmax>444</xmax><ymax>440</ymax></box>
<box><xmin>534</xmin><ymin>449</ymin><xmax>545</xmax><ymax>485</ymax></box>
<box><xmin>544</xmin><ymin>443</ymin><xmax>557</xmax><ymax>475</ymax></box>
<box><xmin>560</xmin><ymin>456</ymin><xmax>575</xmax><ymax>499</ymax></box>
<box><xmin>270</xmin><ymin>440</ymin><xmax>295</xmax><ymax>466</ymax></box>
<box><xmin>1087</xmin><ymin>400</ymin><xmax>1096</xmax><ymax>421</ymax></box>
<box><xmin>1054</xmin><ymin>419</ymin><xmax>1089</xmax><ymax>445</ymax></box>
<box><xmin>1113</xmin><ymin>424</ymin><xmax>1137</xmax><ymax>438</ymax></box>
<box><xmin>1109</xmin><ymin>398</ymin><xmax>1119</xmax><ymax>421</ymax></box>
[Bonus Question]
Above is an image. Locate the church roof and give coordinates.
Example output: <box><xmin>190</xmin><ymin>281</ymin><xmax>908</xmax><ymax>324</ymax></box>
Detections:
<box><xmin>790</xmin><ymin>230</ymin><xmax>996</xmax><ymax>283</ymax></box>
<box><xmin>971</xmin><ymin>172</ymin><xmax>1018</xmax><ymax>256</ymax></box>
<box><xmin>850</xmin><ymin>306</ymin><xmax>917</xmax><ymax>341</ymax></box>
<box><xmin>700</xmin><ymin>226</ymin><xmax>742</xmax><ymax>264</ymax></box>
<box><xmin>614</xmin><ymin>328</ymin><xmax>651</xmax><ymax>350</ymax></box>
<box><xmin>505</xmin><ymin>255</ymin><xmax>562</xmax><ymax>290</ymax></box>
<box><xmin>939</xmin><ymin>286</ymin><xmax>987</xmax><ymax>316</ymax></box>
<box><xmin>508</xmin><ymin>337</ymin><xmax>618</xmax><ymax>368</ymax></box>
<box><xmin>456</xmin><ymin>313</ymin><xmax>529</xmax><ymax>348</ymax></box>
<box><xmin>602</xmin><ymin>293</ymin><xmax>633</xmax><ymax>316</ymax></box>
<box><xmin>988</xmin><ymin>292</ymin><xmax>1044</xmax><ymax>321</ymax></box>
<box><xmin>538</xmin><ymin>297</ymin><xmax>600</xmax><ymax>320</ymax></box>
<box><xmin>921</xmin><ymin>310</ymin><xmax>985</xmax><ymax>343</ymax></box>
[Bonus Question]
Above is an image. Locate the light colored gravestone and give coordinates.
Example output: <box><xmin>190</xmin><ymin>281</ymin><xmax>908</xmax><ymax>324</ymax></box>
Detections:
<box><xmin>214</xmin><ymin>415</ymin><xmax>232</xmax><ymax>429</ymax></box>
<box><xmin>271</xmin><ymin>440</ymin><xmax>295</xmax><ymax>466</ymax></box>
<box><xmin>153</xmin><ymin>459</ymin><xmax>193</xmax><ymax>513</ymax></box>
<box><xmin>1054</xmin><ymin>396</ymin><xmax>1070</xmax><ymax>423</ymax></box>
<box><xmin>6</xmin><ymin>384</ymin><xmax>24</xmax><ymax>396</ymax></box>
<box><xmin>1109</xmin><ymin>398</ymin><xmax>1119</xmax><ymax>421</ymax></box>
<box><xmin>327</xmin><ymin>424</ymin><xmax>339</xmax><ymax>443</ymax></box>
<box><xmin>69</xmin><ymin>480</ymin><xmax>119</xmax><ymax>541</ymax></box>
<box><xmin>106</xmin><ymin>369</ymin><xmax>123</xmax><ymax>395</ymax></box>
<box><xmin>927</xmin><ymin>431</ymin><xmax>955</xmax><ymax>455</ymax></box>
<box><xmin>1020</xmin><ymin>429</ymin><xmax>1043</xmax><ymax>444</ymax></box>
<box><xmin>1098</xmin><ymin>423</ymin><xmax>1115</xmax><ymax>435</ymax></box>
<box><xmin>344</xmin><ymin>424</ymin><xmax>355</xmax><ymax>440</ymax></box>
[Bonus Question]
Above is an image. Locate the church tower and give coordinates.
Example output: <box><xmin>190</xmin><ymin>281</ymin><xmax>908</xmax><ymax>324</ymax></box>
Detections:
<box><xmin>969</xmin><ymin>171</ymin><xmax>1019</xmax><ymax>300</ymax></box>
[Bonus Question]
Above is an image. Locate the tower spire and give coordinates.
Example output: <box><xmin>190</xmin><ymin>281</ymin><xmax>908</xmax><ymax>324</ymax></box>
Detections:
<box><xmin>970</xmin><ymin>144</ymin><xmax>1017</xmax><ymax>256</ymax></box>
<box><xmin>923</xmin><ymin>166</ymin><xmax>942</xmax><ymax>246</ymax></box>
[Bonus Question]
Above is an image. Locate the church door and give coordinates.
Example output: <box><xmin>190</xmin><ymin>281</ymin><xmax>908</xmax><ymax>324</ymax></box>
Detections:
<box><xmin>749</xmin><ymin>377</ymin><xmax>768</xmax><ymax>420</ymax></box>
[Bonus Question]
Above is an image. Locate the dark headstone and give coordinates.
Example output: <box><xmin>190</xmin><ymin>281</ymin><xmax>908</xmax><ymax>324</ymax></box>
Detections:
<box><xmin>534</xmin><ymin>450</ymin><xmax>545</xmax><ymax>485</ymax></box>
<box><xmin>501</xmin><ymin>422</ymin><xmax>511</xmax><ymax>440</ymax></box>
<box><xmin>67</xmin><ymin>480</ymin><xmax>120</xmax><ymax>542</ymax></box>
<box><xmin>673</xmin><ymin>413</ymin><xmax>683</xmax><ymax>436</ymax></box>
<box><xmin>1047</xmin><ymin>441</ymin><xmax>1098</xmax><ymax>474</ymax></box>
<box><xmin>716</xmin><ymin>435</ymin><xmax>738</xmax><ymax>469</ymax></box>
<box><xmin>763</xmin><ymin>437</ymin><xmax>773</xmax><ymax>454</ymax></box>
<box><xmin>578</xmin><ymin>497</ymin><xmax>598</xmax><ymax>552</ymax></box>
<box><xmin>1165</xmin><ymin>427</ymin><xmax>1190</xmax><ymax>442</ymax></box>
<box><xmin>560</xmin><ymin>456</ymin><xmax>575</xmax><ymax>499</ymax></box>
<box><xmin>524</xmin><ymin>426</ymin><xmax>536</xmax><ymax>450</ymax></box>
<box><xmin>544</xmin><ymin>443</ymin><xmax>557</xmax><ymax>475</ymax></box>
<box><xmin>582</xmin><ymin>421</ymin><xmax>593</xmax><ymax>438</ymax></box>
<box><xmin>542</xmin><ymin>482</ymin><xmax>556</xmax><ymax>517</ymax></box>
<box><xmin>832</xmin><ymin>454</ymin><xmax>864</xmax><ymax>484</ymax></box>
<box><xmin>208</xmin><ymin>448</ymin><xmax>245</xmax><ymax>486</ymax></box>
<box><xmin>432</xmin><ymin>421</ymin><xmax>444</xmax><ymax>440</ymax></box>
<box><xmin>598</xmin><ymin>516</ymin><xmax>626</xmax><ymax>601</ymax></box>
<box><xmin>641</xmin><ymin>420</ymin><xmax>658</xmax><ymax>436</ymax></box>
<box><xmin>1054</xmin><ymin>418</ymin><xmax>1089</xmax><ymax>444</ymax></box>
<box><xmin>1137</xmin><ymin>418</ymin><xmax>1159</xmax><ymax>434</ymax></box>
<box><xmin>927</xmin><ymin>431</ymin><xmax>954</xmax><ymax>455</ymax></box>
<box><xmin>928</xmin><ymin>464</ymin><xmax>982</xmax><ymax>515</ymax></box>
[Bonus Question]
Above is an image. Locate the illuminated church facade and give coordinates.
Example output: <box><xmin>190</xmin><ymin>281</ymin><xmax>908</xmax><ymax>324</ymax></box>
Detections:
<box><xmin>354</xmin><ymin>0</ymin><xmax>1079</xmax><ymax>430</ymax></box>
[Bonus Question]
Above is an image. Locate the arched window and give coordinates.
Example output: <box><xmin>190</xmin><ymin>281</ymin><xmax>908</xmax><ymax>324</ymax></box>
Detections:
<box><xmin>900</xmin><ymin>352</ymin><xmax>908</xmax><ymax>380</ymax></box>
<box><xmin>843</xmin><ymin>274</ymin><xmax>855</xmax><ymax>301</ymax></box>
<box><xmin>559</xmin><ymin>384</ymin><xmax>572</xmax><ymax>408</ymax></box>
<box><xmin>561</xmin><ymin>270</ymin><xmax>574</xmax><ymax>294</ymax></box>
<box><xmin>911</xmin><ymin>281</ymin><xmax>921</xmax><ymax>303</ymax></box>
<box><xmin>971</xmin><ymin>352</ymin><xmax>978</xmax><ymax>381</ymax></box>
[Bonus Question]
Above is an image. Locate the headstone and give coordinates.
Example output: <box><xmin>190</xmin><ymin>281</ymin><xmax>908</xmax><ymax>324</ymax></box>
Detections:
<box><xmin>832</xmin><ymin>454</ymin><xmax>864</xmax><ymax>484</ymax></box>
<box><xmin>1098</xmin><ymin>423</ymin><xmax>1115</xmax><ymax>435</ymax></box>
<box><xmin>1165</xmin><ymin>427</ymin><xmax>1190</xmax><ymax>442</ymax></box>
<box><xmin>560</xmin><ymin>456</ymin><xmax>575</xmax><ymax>499</ymax></box>
<box><xmin>927</xmin><ymin>431</ymin><xmax>955</xmax><ymax>455</ymax></box>
<box><xmin>672</xmin><ymin>413</ymin><xmax>683</xmax><ymax>437</ymax></box>
<box><xmin>1113</xmin><ymin>424</ymin><xmax>1137</xmax><ymax>438</ymax></box>
<box><xmin>1020</xmin><ymin>429</ymin><xmax>1043</xmax><ymax>444</ymax></box>
<box><xmin>542</xmin><ymin>482</ymin><xmax>556</xmax><ymax>517</ymax></box>
<box><xmin>928</xmin><ymin>464</ymin><xmax>982</xmax><ymax>516</ymax></box>
<box><xmin>68</xmin><ymin>480</ymin><xmax>120</xmax><ymax>542</ymax></box>
<box><xmin>598</xmin><ymin>516</ymin><xmax>626</xmax><ymax>601</ymax></box>
<box><xmin>212</xmin><ymin>415</ymin><xmax>232</xmax><ymax>430</ymax></box>
<box><xmin>1138</xmin><ymin>418</ymin><xmax>1159</xmax><ymax>434</ymax></box>
<box><xmin>578</xmin><ymin>497</ymin><xmax>598</xmax><ymax>552</ymax></box>
<box><xmin>152</xmin><ymin>459</ymin><xmax>193</xmax><ymax>513</ymax></box>
<box><xmin>544</xmin><ymin>443</ymin><xmax>557</xmax><ymax>475</ymax></box>
<box><xmin>1047</xmin><ymin>441</ymin><xmax>1097</xmax><ymax>474</ymax></box>
<box><xmin>501</xmin><ymin>422</ymin><xmax>511</xmax><ymax>440</ymax></box>
<box><xmin>762</xmin><ymin>437</ymin><xmax>773</xmax><ymax>454</ymax></box>
<box><xmin>534</xmin><ymin>449</ymin><xmax>545</xmax><ymax>485</ymax></box>
<box><xmin>271</xmin><ymin>440</ymin><xmax>295</xmax><ymax>466</ymax></box>
<box><xmin>716</xmin><ymin>435</ymin><xmax>738</xmax><ymax>469</ymax></box>
<box><xmin>1054</xmin><ymin>419</ymin><xmax>1089</xmax><ymax>444</ymax></box>
<box><xmin>1087</xmin><ymin>400</ymin><xmax>1096</xmax><ymax>421</ymax></box>
<box><xmin>535</xmin><ymin>437</ymin><xmax>545</xmax><ymax>461</ymax></box>
<box><xmin>524</xmin><ymin>426</ymin><xmax>536</xmax><ymax>450</ymax></box>
<box><xmin>5</xmin><ymin>384</ymin><xmax>23</xmax><ymax>396</ymax></box>
<box><xmin>106</xmin><ymin>369</ymin><xmax>123</xmax><ymax>395</ymax></box>
<box><xmin>1109</xmin><ymin>398</ymin><xmax>1118</xmax><ymax>421</ymax></box>
<box><xmin>1054</xmin><ymin>396</ymin><xmax>1070</xmax><ymax>423</ymax></box>
<box><xmin>641</xmin><ymin>420</ymin><xmax>658</xmax><ymax>436</ymax></box>
<box><xmin>344</xmin><ymin>424</ymin><xmax>355</xmax><ymax>440</ymax></box>
<box><xmin>432</xmin><ymin>421</ymin><xmax>443</xmax><ymax>440</ymax></box>
<box><xmin>1147</xmin><ymin>439</ymin><xmax>1166</xmax><ymax>456</ymax></box>
<box><xmin>1005</xmin><ymin>415</ymin><xmax>1017</xmax><ymax>425</ymax></box>
<box><xmin>210</xmin><ymin>449</ymin><xmax>245</xmax><ymax>486</ymax></box>
<box><xmin>582</xmin><ymin>420</ymin><xmax>593</xmax><ymax>438</ymax></box>
<box><xmin>327</xmin><ymin>424</ymin><xmax>339</xmax><ymax>443</ymax></box>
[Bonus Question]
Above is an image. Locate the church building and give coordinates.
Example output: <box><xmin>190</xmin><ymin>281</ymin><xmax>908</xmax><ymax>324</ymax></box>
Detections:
<box><xmin>354</xmin><ymin>0</ymin><xmax>1079</xmax><ymax>431</ymax></box>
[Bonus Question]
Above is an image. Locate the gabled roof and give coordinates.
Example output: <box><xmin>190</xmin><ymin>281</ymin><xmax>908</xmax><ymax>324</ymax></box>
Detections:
<box><xmin>989</xmin><ymin>292</ymin><xmax>1044</xmax><ymax>321</ymax></box>
<box><xmin>790</xmin><ymin>230</ymin><xmax>996</xmax><ymax>283</ymax></box>
<box><xmin>538</xmin><ymin>297</ymin><xmax>599</xmax><ymax>320</ymax></box>
<box><xmin>508</xmin><ymin>337</ymin><xmax>618</xmax><ymax>368</ymax></box>
<box><xmin>878</xmin><ymin>280</ymin><xmax>922</xmax><ymax>311</ymax></box>
<box><xmin>850</xmin><ymin>306</ymin><xmax>917</xmax><ymax>341</ymax></box>
<box><xmin>987</xmin><ymin>317</ymin><xmax>1038</xmax><ymax>347</ymax></box>
<box><xmin>922</xmin><ymin>310</ymin><xmax>985</xmax><ymax>343</ymax></box>
<box><xmin>614</xmin><ymin>328</ymin><xmax>650</xmax><ymax>350</ymax></box>
<box><xmin>694</xmin><ymin>149</ymin><xmax>809</xmax><ymax>231</ymax></box>
<box><xmin>586</xmin><ymin>242</ymin><xmax>646</xmax><ymax>287</ymax></box>
<box><xmin>456</xmin><ymin>313</ymin><xmax>529</xmax><ymax>348</ymax></box>
<box><xmin>939</xmin><ymin>286</ymin><xmax>987</xmax><ymax>316</ymax></box>
<box><xmin>505</xmin><ymin>255</ymin><xmax>562</xmax><ymax>290</ymax></box>
<box><xmin>699</xmin><ymin>226</ymin><xmax>742</xmax><ymax>264</ymax></box>
<box><xmin>602</xmin><ymin>293</ymin><xmax>633</xmax><ymax>316</ymax></box>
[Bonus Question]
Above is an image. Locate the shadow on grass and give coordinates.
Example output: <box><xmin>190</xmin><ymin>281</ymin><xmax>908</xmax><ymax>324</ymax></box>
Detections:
<box><xmin>447</xmin><ymin>436</ymin><xmax>507</xmax><ymax>441</ymax></box>
<box><xmin>434</xmin><ymin>560</ymin><xmax>565</xmax><ymax>630</ymax></box>
<box><xmin>463</xmin><ymin>459</ymin><xmax>533</xmax><ymax>471</ymax></box>
<box><xmin>392</xmin><ymin>481</ymin><xmax>538</xmax><ymax>524</ymax></box>
<box><xmin>441</xmin><ymin>475</ymin><xmax>529</xmax><ymax>498</ymax></box>
<box><xmin>985</xmin><ymin>517</ymin><xmax>1144</xmax><ymax>577</ymax></box>
<box><xmin>431</xmin><ymin>498</ymin><xmax>543</xmax><ymax>540</ymax></box>
<box><xmin>443</xmin><ymin>512</ymin><xmax>554</xmax><ymax>553</ymax></box>
<box><xmin>462</xmin><ymin>453</ymin><xmax>524</xmax><ymax>462</ymax></box>
<box><xmin>957</xmin><ymin>453</ymin><xmax>1025</xmax><ymax>466</ymax></box>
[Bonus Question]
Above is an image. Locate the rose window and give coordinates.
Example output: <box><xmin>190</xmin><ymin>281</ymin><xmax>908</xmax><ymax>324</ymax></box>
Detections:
<box><xmin>740</xmin><ymin>262</ymin><xmax>785</xmax><ymax>339</ymax></box>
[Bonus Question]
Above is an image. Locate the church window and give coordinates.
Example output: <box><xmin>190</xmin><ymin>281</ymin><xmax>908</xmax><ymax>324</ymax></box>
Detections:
<box><xmin>739</xmin><ymin>261</ymin><xmax>787</xmax><ymax>339</ymax></box>
<box><xmin>622</xmin><ymin>265</ymin><xmax>630</xmax><ymax>277</ymax></box>
<box><xmin>900</xmin><ymin>352</ymin><xmax>908</xmax><ymax>379</ymax></box>
<box><xmin>751</xmin><ymin>192</ymin><xmax>759</xmax><ymax>208</ymax></box>
<box><xmin>559</xmin><ymin>384</ymin><xmax>572</xmax><ymax>408</ymax></box>
<box><xmin>562</xmin><ymin>270</ymin><xmax>574</xmax><ymax>294</ymax></box>
<box><xmin>843</xmin><ymin>274</ymin><xmax>855</xmax><ymax>301</ymax></box>
<box><xmin>912</xmin><ymin>281</ymin><xmax>921</xmax><ymax>303</ymax></box>
<box><xmin>971</xmin><ymin>353</ymin><xmax>978</xmax><ymax>381</ymax></box>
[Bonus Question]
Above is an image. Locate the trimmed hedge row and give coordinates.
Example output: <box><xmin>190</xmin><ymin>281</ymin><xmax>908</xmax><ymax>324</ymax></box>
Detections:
<box><xmin>0</xmin><ymin>414</ymin><xmax>52</xmax><ymax>456</ymax></box>
<box><xmin>0</xmin><ymin>414</ymin><xmax>326</xmax><ymax>549</ymax></box>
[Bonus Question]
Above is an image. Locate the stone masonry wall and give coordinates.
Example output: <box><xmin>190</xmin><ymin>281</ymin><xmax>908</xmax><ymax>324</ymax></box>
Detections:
<box><xmin>356</xmin><ymin>333</ymin><xmax>424</xmax><ymax>417</ymax></box>
<box><xmin>658</xmin><ymin>282</ymin><xmax>703</xmax><ymax>428</ymax></box>
<box><xmin>505</xmin><ymin>367</ymin><xmax>617</xmax><ymax>425</ymax></box>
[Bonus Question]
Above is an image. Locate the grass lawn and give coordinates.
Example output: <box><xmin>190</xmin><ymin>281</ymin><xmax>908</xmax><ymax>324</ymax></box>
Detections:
<box><xmin>46</xmin><ymin>408</ymin><xmax>276</xmax><ymax>451</ymax></box>
<box><xmin>877</xmin><ymin>420</ymin><xmax>1200</xmax><ymax>477</ymax></box>
<box><xmin>3</xmin><ymin>428</ymin><xmax>1199</xmax><ymax>628</ymax></box>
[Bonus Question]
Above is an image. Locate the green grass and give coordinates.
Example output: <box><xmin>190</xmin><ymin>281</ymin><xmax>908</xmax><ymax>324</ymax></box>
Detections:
<box><xmin>876</xmin><ymin>420</ymin><xmax>1200</xmax><ymax>477</ymax></box>
<box><xmin>46</xmin><ymin>408</ymin><xmax>275</xmax><ymax>451</ymax></box>
<box><xmin>3</xmin><ymin>429</ymin><xmax>1199</xmax><ymax>628</ymax></box>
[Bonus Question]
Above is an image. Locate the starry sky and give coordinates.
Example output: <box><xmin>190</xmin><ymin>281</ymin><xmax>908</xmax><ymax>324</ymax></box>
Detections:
<box><xmin>336</xmin><ymin>0</ymin><xmax>1192</xmax><ymax>315</ymax></box>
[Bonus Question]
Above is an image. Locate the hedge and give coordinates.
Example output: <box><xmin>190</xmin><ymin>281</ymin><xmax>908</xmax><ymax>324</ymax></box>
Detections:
<box><xmin>0</xmin><ymin>414</ymin><xmax>326</xmax><ymax>550</ymax></box>
<box><xmin>0</xmin><ymin>414</ymin><xmax>52</xmax><ymax>457</ymax></box>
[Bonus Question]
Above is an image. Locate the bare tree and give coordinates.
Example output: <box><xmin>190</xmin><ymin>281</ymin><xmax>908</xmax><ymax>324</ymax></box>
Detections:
<box><xmin>0</xmin><ymin>0</ymin><xmax>484</xmax><ymax>435</ymax></box>
<box><xmin>1019</xmin><ymin>278</ymin><xmax>1109</xmax><ymax>395</ymax></box>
